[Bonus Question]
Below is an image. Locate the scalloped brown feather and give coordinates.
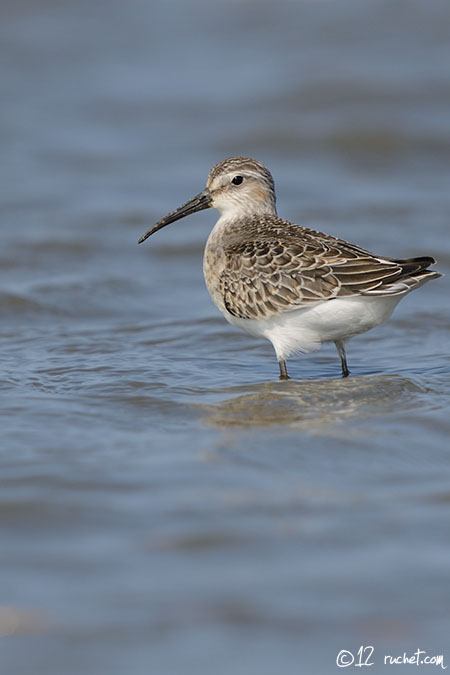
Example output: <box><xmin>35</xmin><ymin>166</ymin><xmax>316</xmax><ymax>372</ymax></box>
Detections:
<box><xmin>216</xmin><ymin>216</ymin><xmax>440</xmax><ymax>321</ymax></box>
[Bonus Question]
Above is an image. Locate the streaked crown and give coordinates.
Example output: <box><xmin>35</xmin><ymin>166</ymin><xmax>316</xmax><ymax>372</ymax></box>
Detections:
<box><xmin>206</xmin><ymin>156</ymin><xmax>277</xmax><ymax>218</ymax></box>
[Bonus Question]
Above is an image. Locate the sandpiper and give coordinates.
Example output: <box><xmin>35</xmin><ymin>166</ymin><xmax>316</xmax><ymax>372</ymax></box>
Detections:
<box><xmin>138</xmin><ymin>157</ymin><xmax>441</xmax><ymax>380</ymax></box>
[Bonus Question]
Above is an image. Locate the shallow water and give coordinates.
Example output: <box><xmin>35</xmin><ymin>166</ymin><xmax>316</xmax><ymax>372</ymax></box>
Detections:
<box><xmin>1</xmin><ymin>0</ymin><xmax>450</xmax><ymax>673</ymax></box>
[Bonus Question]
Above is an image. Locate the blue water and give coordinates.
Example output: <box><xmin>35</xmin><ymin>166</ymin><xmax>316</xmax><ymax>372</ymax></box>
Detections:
<box><xmin>1</xmin><ymin>1</ymin><xmax>450</xmax><ymax>673</ymax></box>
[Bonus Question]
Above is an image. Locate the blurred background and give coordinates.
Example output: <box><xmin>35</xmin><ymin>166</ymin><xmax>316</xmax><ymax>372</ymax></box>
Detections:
<box><xmin>1</xmin><ymin>0</ymin><xmax>450</xmax><ymax>673</ymax></box>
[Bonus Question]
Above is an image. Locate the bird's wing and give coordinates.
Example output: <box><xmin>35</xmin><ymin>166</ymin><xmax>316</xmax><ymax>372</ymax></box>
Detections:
<box><xmin>219</xmin><ymin>236</ymin><xmax>405</xmax><ymax>320</ymax></box>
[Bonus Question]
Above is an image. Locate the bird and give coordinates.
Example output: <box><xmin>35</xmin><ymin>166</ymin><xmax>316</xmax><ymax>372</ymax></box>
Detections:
<box><xmin>138</xmin><ymin>156</ymin><xmax>441</xmax><ymax>380</ymax></box>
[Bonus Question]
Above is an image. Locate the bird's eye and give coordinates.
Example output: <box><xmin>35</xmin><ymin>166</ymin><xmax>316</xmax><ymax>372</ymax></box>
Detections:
<box><xmin>231</xmin><ymin>175</ymin><xmax>243</xmax><ymax>185</ymax></box>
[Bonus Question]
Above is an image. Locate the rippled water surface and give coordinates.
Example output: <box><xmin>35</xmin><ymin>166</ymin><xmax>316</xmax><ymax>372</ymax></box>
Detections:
<box><xmin>1</xmin><ymin>1</ymin><xmax>450</xmax><ymax>673</ymax></box>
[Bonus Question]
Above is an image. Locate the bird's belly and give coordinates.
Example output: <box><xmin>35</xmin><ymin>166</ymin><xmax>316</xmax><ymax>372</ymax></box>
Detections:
<box><xmin>221</xmin><ymin>295</ymin><xmax>402</xmax><ymax>361</ymax></box>
<box><xmin>294</xmin><ymin>295</ymin><xmax>401</xmax><ymax>340</ymax></box>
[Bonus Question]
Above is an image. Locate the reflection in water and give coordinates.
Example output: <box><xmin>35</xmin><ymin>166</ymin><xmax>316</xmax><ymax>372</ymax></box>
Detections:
<box><xmin>200</xmin><ymin>375</ymin><xmax>426</xmax><ymax>433</ymax></box>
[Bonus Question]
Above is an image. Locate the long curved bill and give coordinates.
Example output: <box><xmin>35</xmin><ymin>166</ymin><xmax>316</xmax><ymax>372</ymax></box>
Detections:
<box><xmin>138</xmin><ymin>189</ymin><xmax>212</xmax><ymax>244</ymax></box>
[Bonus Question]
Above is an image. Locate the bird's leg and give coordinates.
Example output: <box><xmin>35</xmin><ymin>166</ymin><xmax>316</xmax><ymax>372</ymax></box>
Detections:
<box><xmin>335</xmin><ymin>340</ymin><xmax>349</xmax><ymax>378</ymax></box>
<box><xmin>278</xmin><ymin>359</ymin><xmax>290</xmax><ymax>380</ymax></box>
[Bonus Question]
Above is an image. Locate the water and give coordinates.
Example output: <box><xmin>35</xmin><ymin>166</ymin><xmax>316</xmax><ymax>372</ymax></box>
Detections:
<box><xmin>1</xmin><ymin>1</ymin><xmax>450</xmax><ymax>673</ymax></box>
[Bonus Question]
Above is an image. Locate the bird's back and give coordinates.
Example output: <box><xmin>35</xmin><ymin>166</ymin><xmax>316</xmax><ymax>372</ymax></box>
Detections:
<box><xmin>205</xmin><ymin>214</ymin><xmax>441</xmax><ymax>322</ymax></box>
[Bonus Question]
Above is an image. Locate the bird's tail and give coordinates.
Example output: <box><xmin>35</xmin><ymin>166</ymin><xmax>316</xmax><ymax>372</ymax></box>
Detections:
<box><xmin>389</xmin><ymin>256</ymin><xmax>442</xmax><ymax>293</ymax></box>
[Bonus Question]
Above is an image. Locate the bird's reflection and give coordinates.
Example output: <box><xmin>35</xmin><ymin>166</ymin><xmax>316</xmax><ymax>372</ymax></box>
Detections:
<box><xmin>200</xmin><ymin>374</ymin><xmax>425</xmax><ymax>433</ymax></box>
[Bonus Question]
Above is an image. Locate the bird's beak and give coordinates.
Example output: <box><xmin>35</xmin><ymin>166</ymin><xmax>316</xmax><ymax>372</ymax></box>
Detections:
<box><xmin>138</xmin><ymin>189</ymin><xmax>212</xmax><ymax>244</ymax></box>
